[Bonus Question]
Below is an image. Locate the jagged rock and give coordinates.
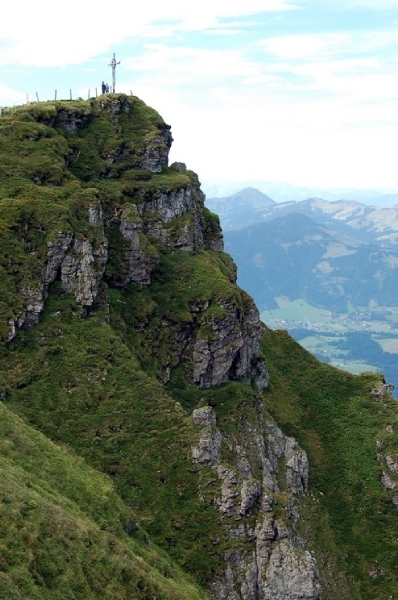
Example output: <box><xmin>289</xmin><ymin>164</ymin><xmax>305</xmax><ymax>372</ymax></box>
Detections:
<box><xmin>211</xmin><ymin>564</ymin><xmax>241</xmax><ymax>600</ymax></box>
<box><xmin>386</xmin><ymin>455</ymin><xmax>398</xmax><ymax>474</ymax></box>
<box><xmin>377</xmin><ymin>452</ymin><xmax>398</xmax><ymax>504</ymax></box>
<box><xmin>240</xmin><ymin>479</ymin><xmax>262</xmax><ymax>516</ymax></box>
<box><xmin>89</xmin><ymin>206</ymin><xmax>103</xmax><ymax>225</ymax></box>
<box><xmin>235</xmin><ymin>444</ymin><xmax>253</xmax><ymax>478</ymax></box>
<box><xmin>381</xmin><ymin>472</ymin><xmax>398</xmax><ymax>490</ymax></box>
<box><xmin>44</xmin><ymin>232</ymin><xmax>74</xmax><ymax>286</ymax></box>
<box><xmin>191</xmin><ymin>400</ymin><xmax>319</xmax><ymax>599</ymax></box>
<box><xmin>170</xmin><ymin>162</ymin><xmax>187</xmax><ymax>172</ymax></box>
<box><xmin>55</xmin><ymin>110</ymin><xmax>90</xmax><ymax>133</ymax></box>
<box><xmin>192</xmin><ymin>407</ymin><xmax>222</xmax><ymax>465</ymax></box>
<box><xmin>192</xmin><ymin>406</ymin><xmax>217</xmax><ymax>428</ymax></box>
<box><xmin>118</xmin><ymin>206</ymin><xmax>159</xmax><ymax>287</ymax></box>
<box><xmin>192</xmin><ymin>302</ymin><xmax>268</xmax><ymax>391</ymax></box>
<box><xmin>100</xmin><ymin>96</ymin><xmax>132</xmax><ymax>115</ymax></box>
<box><xmin>285</xmin><ymin>437</ymin><xmax>309</xmax><ymax>494</ymax></box>
<box><xmin>207</xmin><ymin>236</ymin><xmax>224</xmax><ymax>252</ymax></box>
<box><xmin>371</xmin><ymin>383</ymin><xmax>394</xmax><ymax>396</ymax></box>
<box><xmin>142</xmin><ymin>186</ymin><xmax>206</xmax><ymax>251</ymax></box>
<box><xmin>215</xmin><ymin>465</ymin><xmax>241</xmax><ymax>517</ymax></box>
<box><xmin>6</xmin><ymin>232</ymin><xmax>74</xmax><ymax>340</ymax></box>
<box><xmin>140</xmin><ymin>125</ymin><xmax>172</xmax><ymax>172</ymax></box>
<box><xmin>212</xmin><ymin>522</ymin><xmax>321</xmax><ymax>600</ymax></box>
<box><xmin>267</xmin><ymin>421</ymin><xmax>308</xmax><ymax>493</ymax></box>
<box><xmin>61</xmin><ymin>238</ymin><xmax>108</xmax><ymax>308</ymax></box>
<box><xmin>262</xmin><ymin>540</ymin><xmax>322</xmax><ymax>600</ymax></box>
<box><xmin>144</xmin><ymin>188</ymin><xmax>194</xmax><ymax>222</ymax></box>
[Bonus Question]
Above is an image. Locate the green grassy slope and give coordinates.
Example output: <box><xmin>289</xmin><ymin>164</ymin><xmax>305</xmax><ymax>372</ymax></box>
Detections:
<box><xmin>0</xmin><ymin>401</ymin><xmax>210</xmax><ymax>600</ymax></box>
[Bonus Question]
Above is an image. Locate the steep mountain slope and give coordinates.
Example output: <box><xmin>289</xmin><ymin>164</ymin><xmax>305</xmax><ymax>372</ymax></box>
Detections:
<box><xmin>0</xmin><ymin>96</ymin><xmax>397</xmax><ymax>600</ymax></box>
<box><xmin>0</xmin><ymin>401</ymin><xmax>210</xmax><ymax>600</ymax></box>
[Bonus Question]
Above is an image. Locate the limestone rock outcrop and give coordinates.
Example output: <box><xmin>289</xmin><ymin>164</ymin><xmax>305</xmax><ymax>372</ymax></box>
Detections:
<box><xmin>2</xmin><ymin>98</ymin><xmax>222</xmax><ymax>340</ymax></box>
<box><xmin>192</xmin><ymin>302</ymin><xmax>268</xmax><ymax>392</ymax></box>
<box><xmin>192</xmin><ymin>406</ymin><xmax>322</xmax><ymax>600</ymax></box>
<box><xmin>7</xmin><ymin>205</ymin><xmax>107</xmax><ymax>340</ymax></box>
<box><xmin>60</xmin><ymin>237</ymin><xmax>108</xmax><ymax>308</ymax></box>
<box><xmin>140</xmin><ymin>125</ymin><xmax>173</xmax><ymax>173</ymax></box>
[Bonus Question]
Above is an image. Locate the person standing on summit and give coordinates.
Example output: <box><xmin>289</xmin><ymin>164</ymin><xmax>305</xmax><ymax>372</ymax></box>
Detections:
<box><xmin>101</xmin><ymin>81</ymin><xmax>106</xmax><ymax>94</ymax></box>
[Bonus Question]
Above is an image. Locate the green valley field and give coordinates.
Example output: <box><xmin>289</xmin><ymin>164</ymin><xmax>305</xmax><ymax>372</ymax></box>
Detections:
<box><xmin>261</xmin><ymin>297</ymin><xmax>398</xmax><ymax>390</ymax></box>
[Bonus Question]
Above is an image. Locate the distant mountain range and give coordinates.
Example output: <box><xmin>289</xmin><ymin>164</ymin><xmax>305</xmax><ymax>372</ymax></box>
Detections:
<box><xmin>203</xmin><ymin>181</ymin><xmax>398</xmax><ymax>208</ymax></box>
<box><xmin>206</xmin><ymin>187</ymin><xmax>398</xmax><ymax>249</ymax></box>
<box><xmin>206</xmin><ymin>188</ymin><xmax>398</xmax><ymax>392</ymax></box>
<box><xmin>222</xmin><ymin>211</ymin><xmax>398</xmax><ymax>313</ymax></box>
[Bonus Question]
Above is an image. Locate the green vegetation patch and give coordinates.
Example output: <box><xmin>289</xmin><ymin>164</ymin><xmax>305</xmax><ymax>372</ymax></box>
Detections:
<box><xmin>0</xmin><ymin>281</ymin><xmax>225</xmax><ymax>587</ymax></box>
<box><xmin>0</xmin><ymin>404</ymin><xmax>210</xmax><ymax>600</ymax></box>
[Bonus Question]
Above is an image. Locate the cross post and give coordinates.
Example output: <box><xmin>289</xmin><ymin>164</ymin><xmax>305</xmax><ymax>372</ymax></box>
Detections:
<box><xmin>108</xmin><ymin>53</ymin><xmax>121</xmax><ymax>93</ymax></box>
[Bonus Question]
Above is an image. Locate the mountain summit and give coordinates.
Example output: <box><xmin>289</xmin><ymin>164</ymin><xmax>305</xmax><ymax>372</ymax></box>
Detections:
<box><xmin>0</xmin><ymin>95</ymin><xmax>397</xmax><ymax>600</ymax></box>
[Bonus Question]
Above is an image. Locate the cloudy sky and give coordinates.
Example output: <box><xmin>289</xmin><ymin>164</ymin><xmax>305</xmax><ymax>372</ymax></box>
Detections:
<box><xmin>1</xmin><ymin>0</ymin><xmax>397</xmax><ymax>194</ymax></box>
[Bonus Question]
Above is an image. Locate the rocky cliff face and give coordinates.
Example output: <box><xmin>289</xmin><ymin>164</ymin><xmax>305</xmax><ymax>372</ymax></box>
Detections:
<box><xmin>1</xmin><ymin>96</ymin><xmax>265</xmax><ymax>394</ymax></box>
<box><xmin>192</xmin><ymin>406</ymin><xmax>321</xmax><ymax>600</ymax></box>
<box><xmin>0</xmin><ymin>95</ymin><xmax>323</xmax><ymax>599</ymax></box>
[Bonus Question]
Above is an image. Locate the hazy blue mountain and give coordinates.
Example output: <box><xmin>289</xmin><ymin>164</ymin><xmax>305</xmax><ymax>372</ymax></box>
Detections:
<box><xmin>224</xmin><ymin>212</ymin><xmax>398</xmax><ymax>313</ymax></box>
<box><xmin>207</xmin><ymin>189</ymin><xmax>398</xmax><ymax>250</ymax></box>
<box><xmin>223</xmin><ymin>211</ymin><xmax>398</xmax><ymax>395</ymax></box>
<box><xmin>203</xmin><ymin>181</ymin><xmax>398</xmax><ymax>206</ymax></box>
<box><xmin>204</xmin><ymin>187</ymin><xmax>275</xmax><ymax>230</ymax></box>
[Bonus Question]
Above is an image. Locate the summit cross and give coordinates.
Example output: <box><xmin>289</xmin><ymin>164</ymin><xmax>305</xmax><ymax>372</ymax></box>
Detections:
<box><xmin>108</xmin><ymin>53</ymin><xmax>121</xmax><ymax>93</ymax></box>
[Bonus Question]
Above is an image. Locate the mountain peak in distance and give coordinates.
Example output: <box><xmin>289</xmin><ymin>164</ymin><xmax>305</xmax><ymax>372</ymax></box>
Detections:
<box><xmin>229</xmin><ymin>187</ymin><xmax>276</xmax><ymax>206</ymax></box>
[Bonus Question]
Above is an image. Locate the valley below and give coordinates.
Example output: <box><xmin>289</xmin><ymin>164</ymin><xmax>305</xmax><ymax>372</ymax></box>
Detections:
<box><xmin>207</xmin><ymin>187</ymin><xmax>398</xmax><ymax>398</ymax></box>
<box><xmin>261</xmin><ymin>297</ymin><xmax>398</xmax><ymax>395</ymax></box>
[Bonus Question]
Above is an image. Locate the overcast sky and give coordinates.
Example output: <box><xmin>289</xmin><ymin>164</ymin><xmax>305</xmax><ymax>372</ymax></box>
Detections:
<box><xmin>1</xmin><ymin>0</ymin><xmax>397</xmax><ymax>193</ymax></box>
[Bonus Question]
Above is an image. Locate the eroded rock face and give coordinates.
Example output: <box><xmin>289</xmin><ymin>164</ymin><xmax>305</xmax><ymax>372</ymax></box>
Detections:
<box><xmin>380</xmin><ymin>454</ymin><xmax>398</xmax><ymax>494</ymax></box>
<box><xmin>139</xmin><ymin>182</ymin><xmax>220</xmax><ymax>253</ymax></box>
<box><xmin>262</xmin><ymin>540</ymin><xmax>322</xmax><ymax>600</ymax></box>
<box><xmin>192</xmin><ymin>407</ymin><xmax>321</xmax><ymax>600</ymax></box>
<box><xmin>377</xmin><ymin>436</ymin><xmax>398</xmax><ymax>507</ymax></box>
<box><xmin>140</xmin><ymin>125</ymin><xmax>173</xmax><ymax>173</ymax></box>
<box><xmin>117</xmin><ymin>206</ymin><xmax>159</xmax><ymax>288</ymax></box>
<box><xmin>192</xmin><ymin>302</ymin><xmax>268</xmax><ymax>392</ymax></box>
<box><xmin>7</xmin><ymin>210</ymin><xmax>107</xmax><ymax>340</ymax></box>
<box><xmin>192</xmin><ymin>407</ymin><xmax>222</xmax><ymax>465</ymax></box>
<box><xmin>55</xmin><ymin>110</ymin><xmax>91</xmax><ymax>133</ymax></box>
<box><xmin>112</xmin><ymin>181</ymin><xmax>216</xmax><ymax>288</ymax></box>
<box><xmin>61</xmin><ymin>237</ymin><xmax>108</xmax><ymax>308</ymax></box>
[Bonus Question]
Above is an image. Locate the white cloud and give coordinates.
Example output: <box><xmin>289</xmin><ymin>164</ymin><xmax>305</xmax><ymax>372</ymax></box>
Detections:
<box><xmin>259</xmin><ymin>30</ymin><xmax>398</xmax><ymax>62</ymax></box>
<box><xmin>259</xmin><ymin>33</ymin><xmax>351</xmax><ymax>60</ymax></box>
<box><xmin>0</xmin><ymin>85</ymin><xmax>26</xmax><ymax>106</ymax></box>
<box><xmin>0</xmin><ymin>0</ymin><xmax>295</xmax><ymax>68</ymax></box>
<box><xmin>1</xmin><ymin>0</ymin><xmax>396</xmax><ymax>189</ymax></box>
<box><xmin>124</xmin><ymin>45</ymin><xmax>260</xmax><ymax>82</ymax></box>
